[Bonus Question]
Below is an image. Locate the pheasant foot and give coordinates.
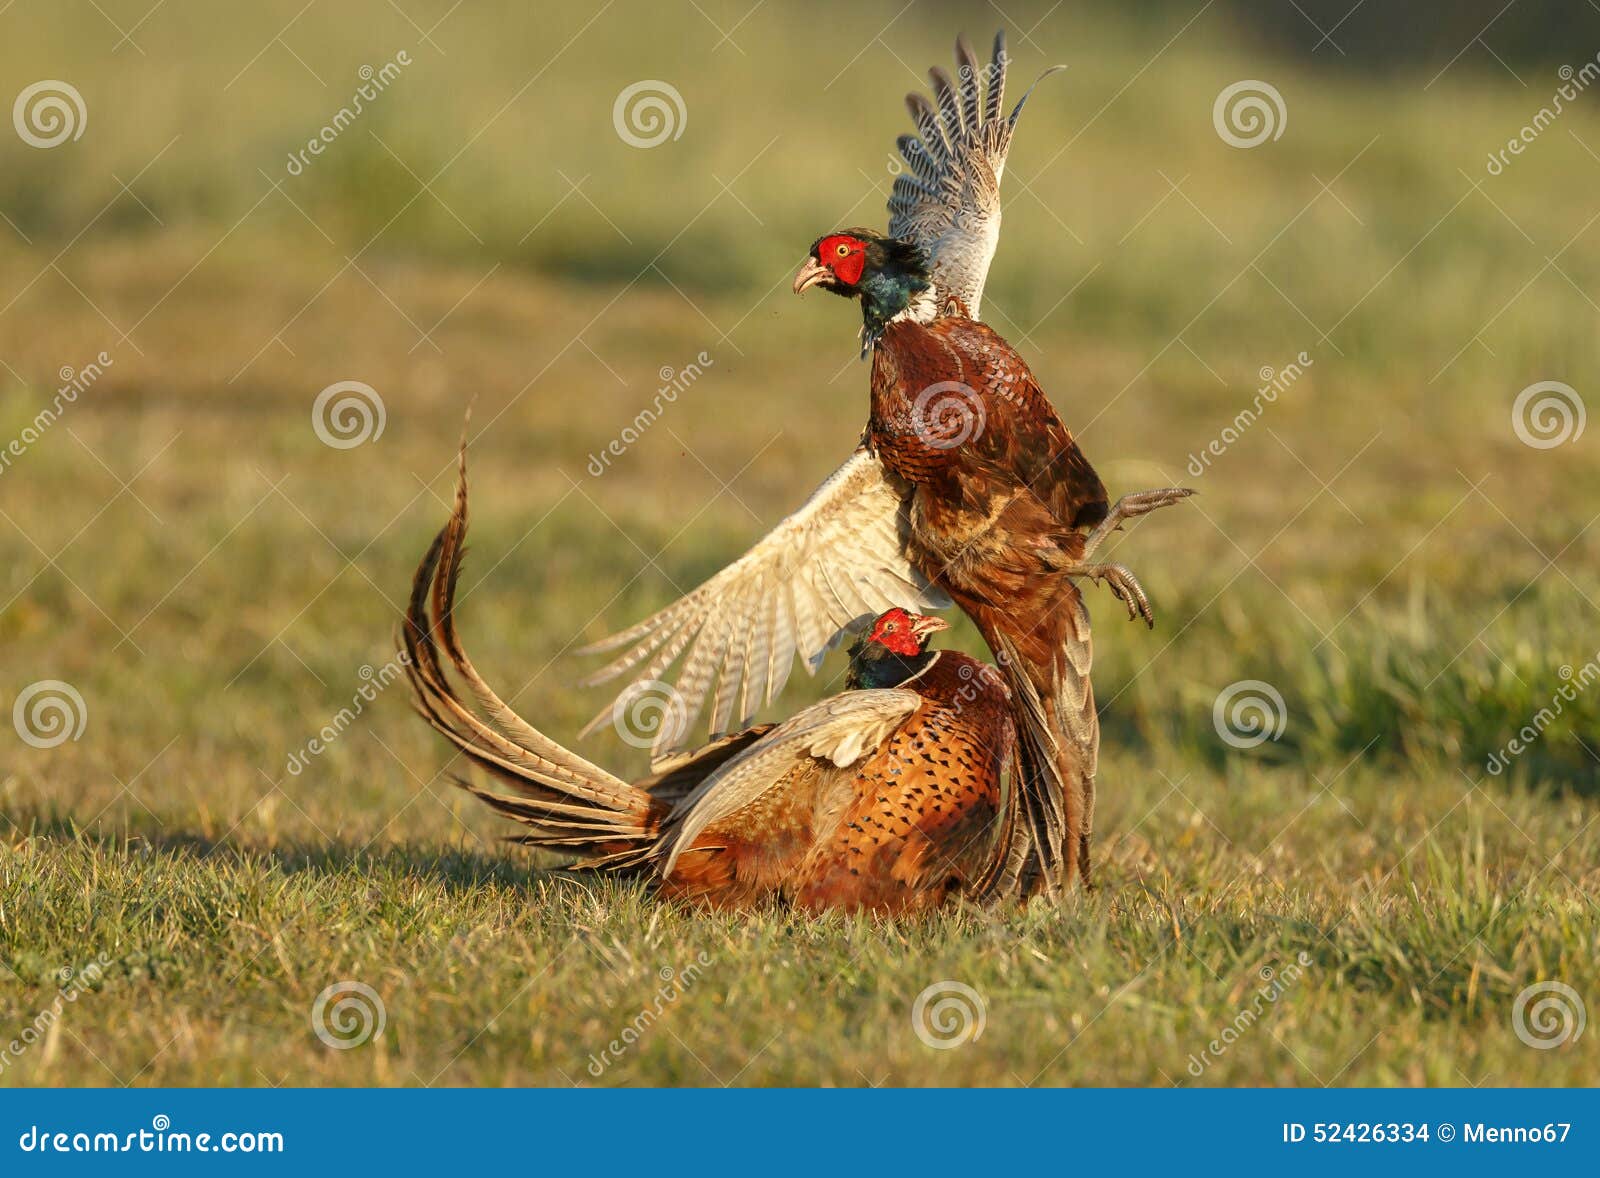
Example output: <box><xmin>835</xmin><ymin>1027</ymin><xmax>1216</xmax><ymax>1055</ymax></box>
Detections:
<box><xmin>1066</xmin><ymin>560</ymin><xmax>1155</xmax><ymax>627</ymax></box>
<box><xmin>1080</xmin><ymin>487</ymin><xmax>1194</xmax><ymax>559</ymax></box>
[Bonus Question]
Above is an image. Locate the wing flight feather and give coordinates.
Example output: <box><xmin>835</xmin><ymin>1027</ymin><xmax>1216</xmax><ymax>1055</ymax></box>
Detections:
<box><xmin>579</xmin><ymin>447</ymin><xmax>949</xmax><ymax>762</ymax></box>
<box><xmin>886</xmin><ymin>31</ymin><xmax>1065</xmax><ymax>317</ymax></box>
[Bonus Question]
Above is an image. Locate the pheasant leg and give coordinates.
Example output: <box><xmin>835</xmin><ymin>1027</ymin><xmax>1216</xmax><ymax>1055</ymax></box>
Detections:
<box><xmin>1080</xmin><ymin>487</ymin><xmax>1194</xmax><ymax>560</ymax></box>
<box><xmin>1078</xmin><ymin>795</ymin><xmax>1096</xmax><ymax>891</ymax></box>
<box><xmin>1064</xmin><ymin>561</ymin><xmax>1155</xmax><ymax>627</ymax></box>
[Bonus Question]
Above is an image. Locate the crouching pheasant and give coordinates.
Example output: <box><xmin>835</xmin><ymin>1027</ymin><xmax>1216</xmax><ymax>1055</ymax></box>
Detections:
<box><xmin>402</xmin><ymin>447</ymin><xmax>1018</xmax><ymax>914</ymax></box>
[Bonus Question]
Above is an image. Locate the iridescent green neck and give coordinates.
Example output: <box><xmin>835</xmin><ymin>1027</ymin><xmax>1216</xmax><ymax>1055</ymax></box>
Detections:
<box><xmin>859</xmin><ymin>265</ymin><xmax>931</xmax><ymax>337</ymax></box>
<box><xmin>848</xmin><ymin>644</ymin><xmax>936</xmax><ymax>690</ymax></box>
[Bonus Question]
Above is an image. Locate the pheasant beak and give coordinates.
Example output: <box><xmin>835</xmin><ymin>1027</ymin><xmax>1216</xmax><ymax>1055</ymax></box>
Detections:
<box><xmin>792</xmin><ymin>255</ymin><xmax>831</xmax><ymax>295</ymax></box>
<box><xmin>909</xmin><ymin>614</ymin><xmax>951</xmax><ymax>642</ymax></box>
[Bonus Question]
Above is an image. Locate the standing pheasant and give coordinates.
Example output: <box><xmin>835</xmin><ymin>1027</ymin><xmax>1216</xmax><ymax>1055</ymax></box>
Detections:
<box><xmin>404</xmin><ymin>448</ymin><xmax>1017</xmax><ymax>915</ymax></box>
<box><xmin>582</xmin><ymin>33</ymin><xmax>1189</xmax><ymax>899</ymax></box>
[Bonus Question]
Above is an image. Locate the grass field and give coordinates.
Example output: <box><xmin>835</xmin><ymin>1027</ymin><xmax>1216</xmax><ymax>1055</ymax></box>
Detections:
<box><xmin>2</xmin><ymin>1</ymin><xmax>1598</xmax><ymax>1086</ymax></box>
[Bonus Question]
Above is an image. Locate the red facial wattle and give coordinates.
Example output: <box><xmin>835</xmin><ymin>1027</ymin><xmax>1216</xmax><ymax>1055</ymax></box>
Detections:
<box><xmin>815</xmin><ymin>235</ymin><xmax>867</xmax><ymax>286</ymax></box>
<box><xmin>868</xmin><ymin>608</ymin><xmax>923</xmax><ymax>656</ymax></box>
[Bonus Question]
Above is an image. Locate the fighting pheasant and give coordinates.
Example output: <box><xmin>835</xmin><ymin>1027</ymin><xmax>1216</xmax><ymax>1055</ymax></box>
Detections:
<box><xmin>403</xmin><ymin>448</ymin><xmax>1018</xmax><ymax>914</ymax></box>
<box><xmin>582</xmin><ymin>32</ymin><xmax>1190</xmax><ymax>898</ymax></box>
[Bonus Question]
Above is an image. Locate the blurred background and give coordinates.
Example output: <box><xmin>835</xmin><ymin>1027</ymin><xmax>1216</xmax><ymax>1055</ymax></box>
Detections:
<box><xmin>1</xmin><ymin>0</ymin><xmax>1597</xmax><ymax>1085</ymax></box>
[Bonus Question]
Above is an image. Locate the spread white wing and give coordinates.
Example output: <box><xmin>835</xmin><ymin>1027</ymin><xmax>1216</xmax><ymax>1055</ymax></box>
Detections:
<box><xmin>659</xmin><ymin>687</ymin><xmax>923</xmax><ymax>876</ymax></box>
<box><xmin>887</xmin><ymin>31</ymin><xmax>1064</xmax><ymax>318</ymax></box>
<box><xmin>578</xmin><ymin>447</ymin><xmax>950</xmax><ymax>761</ymax></box>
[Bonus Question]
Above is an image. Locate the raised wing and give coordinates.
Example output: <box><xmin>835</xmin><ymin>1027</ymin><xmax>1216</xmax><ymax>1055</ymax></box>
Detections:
<box><xmin>887</xmin><ymin>31</ymin><xmax>1064</xmax><ymax>318</ymax></box>
<box><xmin>659</xmin><ymin>688</ymin><xmax>923</xmax><ymax>876</ymax></box>
<box><xmin>578</xmin><ymin>447</ymin><xmax>950</xmax><ymax>761</ymax></box>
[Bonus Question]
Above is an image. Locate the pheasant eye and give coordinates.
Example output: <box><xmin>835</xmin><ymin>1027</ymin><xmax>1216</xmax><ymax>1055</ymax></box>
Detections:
<box><xmin>835</xmin><ymin>243</ymin><xmax>850</xmax><ymax>257</ymax></box>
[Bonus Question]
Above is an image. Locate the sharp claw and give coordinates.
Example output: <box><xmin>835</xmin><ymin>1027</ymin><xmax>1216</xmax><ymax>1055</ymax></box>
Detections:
<box><xmin>1077</xmin><ymin>561</ymin><xmax>1159</xmax><ymax>626</ymax></box>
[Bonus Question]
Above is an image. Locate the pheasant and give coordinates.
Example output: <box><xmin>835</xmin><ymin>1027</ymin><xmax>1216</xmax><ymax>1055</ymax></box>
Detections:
<box><xmin>403</xmin><ymin>447</ymin><xmax>1018</xmax><ymax>915</ymax></box>
<box><xmin>788</xmin><ymin>233</ymin><xmax>1188</xmax><ymax>897</ymax></box>
<box><xmin>581</xmin><ymin>32</ymin><xmax>1190</xmax><ymax>899</ymax></box>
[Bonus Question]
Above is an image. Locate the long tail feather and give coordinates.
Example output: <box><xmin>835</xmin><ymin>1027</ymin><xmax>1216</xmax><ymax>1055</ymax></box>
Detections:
<box><xmin>969</xmin><ymin>585</ymin><xmax>1097</xmax><ymax>901</ymax></box>
<box><xmin>401</xmin><ymin>436</ymin><xmax>665</xmax><ymax>867</ymax></box>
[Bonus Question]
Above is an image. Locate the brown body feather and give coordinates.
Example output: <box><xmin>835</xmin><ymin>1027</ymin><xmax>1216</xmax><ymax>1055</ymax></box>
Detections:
<box><xmin>869</xmin><ymin>315</ymin><xmax>1105</xmax><ymax>897</ymax></box>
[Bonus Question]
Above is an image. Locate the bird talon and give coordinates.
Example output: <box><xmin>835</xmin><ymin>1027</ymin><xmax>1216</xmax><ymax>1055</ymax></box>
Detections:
<box><xmin>1101</xmin><ymin>566</ymin><xmax>1155</xmax><ymax>627</ymax></box>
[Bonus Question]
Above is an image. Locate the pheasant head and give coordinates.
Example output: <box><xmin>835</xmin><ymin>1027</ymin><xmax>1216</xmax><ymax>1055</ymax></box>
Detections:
<box><xmin>792</xmin><ymin>229</ymin><xmax>932</xmax><ymax>341</ymax></box>
<box><xmin>846</xmin><ymin>607</ymin><xmax>949</xmax><ymax>689</ymax></box>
